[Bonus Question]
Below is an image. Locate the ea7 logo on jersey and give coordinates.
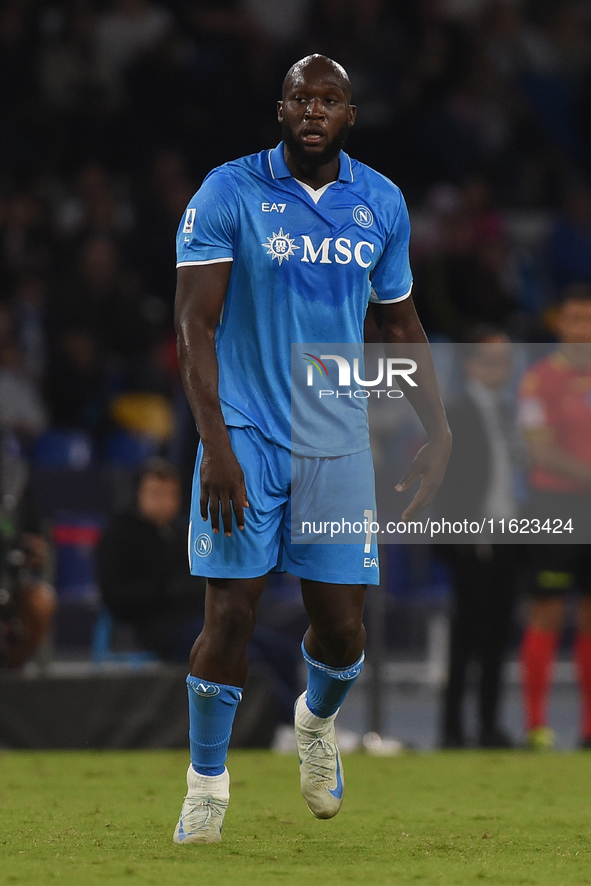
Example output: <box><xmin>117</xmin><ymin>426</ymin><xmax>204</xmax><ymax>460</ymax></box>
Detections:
<box><xmin>262</xmin><ymin>202</ymin><xmax>286</xmax><ymax>213</ymax></box>
<box><xmin>183</xmin><ymin>208</ymin><xmax>196</xmax><ymax>233</ymax></box>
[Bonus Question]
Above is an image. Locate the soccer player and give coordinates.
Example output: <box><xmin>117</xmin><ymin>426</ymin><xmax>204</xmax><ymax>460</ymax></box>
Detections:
<box><xmin>518</xmin><ymin>287</ymin><xmax>591</xmax><ymax>749</ymax></box>
<box><xmin>173</xmin><ymin>55</ymin><xmax>451</xmax><ymax>843</ymax></box>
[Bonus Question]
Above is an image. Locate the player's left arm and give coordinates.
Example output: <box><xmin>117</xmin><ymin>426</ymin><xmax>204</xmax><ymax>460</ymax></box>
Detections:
<box><xmin>371</xmin><ymin>296</ymin><xmax>452</xmax><ymax>520</ymax></box>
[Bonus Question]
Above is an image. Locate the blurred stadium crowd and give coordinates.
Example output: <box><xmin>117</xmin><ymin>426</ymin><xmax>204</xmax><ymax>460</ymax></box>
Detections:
<box><xmin>2</xmin><ymin>0</ymin><xmax>591</xmax><ymax>460</ymax></box>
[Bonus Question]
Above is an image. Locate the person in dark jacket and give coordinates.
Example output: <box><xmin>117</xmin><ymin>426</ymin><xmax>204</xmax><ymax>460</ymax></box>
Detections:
<box><xmin>436</xmin><ymin>333</ymin><xmax>523</xmax><ymax>747</ymax></box>
<box><xmin>96</xmin><ymin>457</ymin><xmax>205</xmax><ymax>661</ymax></box>
<box><xmin>0</xmin><ymin>430</ymin><xmax>56</xmax><ymax>668</ymax></box>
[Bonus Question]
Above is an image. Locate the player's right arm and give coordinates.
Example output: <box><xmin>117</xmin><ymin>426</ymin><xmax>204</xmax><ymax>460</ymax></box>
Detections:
<box><xmin>175</xmin><ymin>262</ymin><xmax>249</xmax><ymax>536</ymax></box>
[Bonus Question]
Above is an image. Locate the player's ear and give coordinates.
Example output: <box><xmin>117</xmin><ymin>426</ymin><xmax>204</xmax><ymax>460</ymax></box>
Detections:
<box><xmin>348</xmin><ymin>104</ymin><xmax>357</xmax><ymax>127</ymax></box>
<box><xmin>277</xmin><ymin>101</ymin><xmax>284</xmax><ymax>123</ymax></box>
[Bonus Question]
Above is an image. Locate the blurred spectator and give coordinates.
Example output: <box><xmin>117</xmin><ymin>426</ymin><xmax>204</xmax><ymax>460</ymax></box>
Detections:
<box><xmin>0</xmin><ymin>188</ymin><xmax>54</xmax><ymax>286</ymax></box>
<box><xmin>308</xmin><ymin>1</ymin><xmax>406</xmax><ymax>172</ymax></box>
<box><xmin>12</xmin><ymin>274</ymin><xmax>48</xmax><ymax>383</ymax></box>
<box><xmin>547</xmin><ymin>181</ymin><xmax>591</xmax><ymax>298</ymax></box>
<box><xmin>0</xmin><ymin>303</ymin><xmax>47</xmax><ymax>444</ymax></box>
<box><xmin>52</xmin><ymin>160</ymin><xmax>135</xmax><ymax>243</ymax></box>
<box><xmin>38</xmin><ymin>1</ymin><xmax>111</xmax><ymax>169</ymax></box>
<box><xmin>39</xmin><ymin>1</ymin><xmax>98</xmax><ymax>116</ymax></box>
<box><xmin>518</xmin><ymin>2</ymin><xmax>591</xmax><ymax>161</ymax></box>
<box><xmin>242</xmin><ymin>0</ymin><xmax>309</xmax><ymax>82</ymax></box>
<box><xmin>0</xmin><ymin>1</ymin><xmax>40</xmax><ymax>171</ymax></box>
<box><xmin>49</xmin><ymin>233</ymin><xmax>165</xmax><ymax>370</ymax></box>
<box><xmin>518</xmin><ymin>288</ymin><xmax>591</xmax><ymax>749</ymax></box>
<box><xmin>44</xmin><ymin>326</ymin><xmax>108</xmax><ymax>436</ymax></box>
<box><xmin>96</xmin><ymin>457</ymin><xmax>206</xmax><ymax>661</ymax></box>
<box><xmin>393</xmin><ymin>5</ymin><xmax>480</xmax><ymax>195</ymax></box>
<box><xmin>93</xmin><ymin>0</ymin><xmax>173</xmax><ymax>110</ymax></box>
<box><xmin>132</xmin><ymin>151</ymin><xmax>195</xmax><ymax>312</ymax></box>
<box><xmin>436</xmin><ymin>332</ymin><xmax>523</xmax><ymax>748</ymax></box>
<box><xmin>0</xmin><ymin>430</ymin><xmax>56</xmax><ymax>669</ymax></box>
<box><xmin>123</xmin><ymin>29</ymin><xmax>197</xmax><ymax>164</ymax></box>
<box><xmin>412</xmin><ymin>177</ymin><xmax>520</xmax><ymax>339</ymax></box>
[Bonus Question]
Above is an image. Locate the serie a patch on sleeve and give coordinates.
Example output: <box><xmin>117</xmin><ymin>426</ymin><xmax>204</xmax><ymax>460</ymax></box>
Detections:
<box><xmin>183</xmin><ymin>208</ymin><xmax>196</xmax><ymax>234</ymax></box>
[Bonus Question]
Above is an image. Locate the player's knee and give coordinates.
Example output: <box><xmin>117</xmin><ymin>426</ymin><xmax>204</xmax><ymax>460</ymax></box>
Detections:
<box><xmin>209</xmin><ymin>597</ymin><xmax>257</xmax><ymax>646</ymax></box>
<box><xmin>317</xmin><ymin>616</ymin><xmax>365</xmax><ymax>661</ymax></box>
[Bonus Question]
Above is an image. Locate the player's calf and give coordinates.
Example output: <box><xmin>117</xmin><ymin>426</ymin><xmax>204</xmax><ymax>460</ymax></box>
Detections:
<box><xmin>174</xmin><ymin>675</ymin><xmax>242</xmax><ymax>844</ymax></box>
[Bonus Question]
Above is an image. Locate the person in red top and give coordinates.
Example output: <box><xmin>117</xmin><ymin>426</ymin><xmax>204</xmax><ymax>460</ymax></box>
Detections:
<box><xmin>518</xmin><ymin>285</ymin><xmax>591</xmax><ymax>749</ymax></box>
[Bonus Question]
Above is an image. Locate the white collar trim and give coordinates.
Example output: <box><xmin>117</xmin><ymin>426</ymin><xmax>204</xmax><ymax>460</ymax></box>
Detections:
<box><xmin>294</xmin><ymin>179</ymin><xmax>335</xmax><ymax>204</ymax></box>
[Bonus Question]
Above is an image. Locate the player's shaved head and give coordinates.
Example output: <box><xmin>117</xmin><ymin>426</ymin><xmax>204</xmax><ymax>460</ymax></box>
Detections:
<box><xmin>279</xmin><ymin>54</ymin><xmax>356</xmax><ymax>180</ymax></box>
<box><xmin>282</xmin><ymin>55</ymin><xmax>352</xmax><ymax>101</ymax></box>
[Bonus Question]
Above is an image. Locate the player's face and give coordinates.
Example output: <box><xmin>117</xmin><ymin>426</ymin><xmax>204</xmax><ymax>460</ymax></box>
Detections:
<box><xmin>278</xmin><ymin>69</ymin><xmax>356</xmax><ymax>169</ymax></box>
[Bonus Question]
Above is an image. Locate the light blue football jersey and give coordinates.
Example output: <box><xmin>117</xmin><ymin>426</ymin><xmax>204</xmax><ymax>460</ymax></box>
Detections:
<box><xmin>176</xmin><ymin>142</ymin><xmax>412</xmax><ymax>456</ymax></box>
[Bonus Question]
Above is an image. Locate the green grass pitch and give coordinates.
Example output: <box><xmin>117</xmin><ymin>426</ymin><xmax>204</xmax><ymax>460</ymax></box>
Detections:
<box><xmin>1</xmin><ymin>749</ymin><xmax>591</xmax><ymax>886</ymax></box>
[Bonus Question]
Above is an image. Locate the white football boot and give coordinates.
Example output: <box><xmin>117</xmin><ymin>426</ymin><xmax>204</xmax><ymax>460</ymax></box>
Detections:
<box><xmin>173</xmin><ymin>765</ymin><xmax>229</xmax><ymax>844</ymax></box>
<box><xmin>294</xmin><ymin>692</ymin><xmax>344</xmax><ymax>819</ymax></box>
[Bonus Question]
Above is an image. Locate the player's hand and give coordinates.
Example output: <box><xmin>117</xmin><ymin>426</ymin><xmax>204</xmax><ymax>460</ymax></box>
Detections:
<box><xmin>200</xmin><ymin>445</ymin><xmax>249</xmax><ymax>536</ymax></box>
<box><xmin>396</xmin><ymin>431</ymin><xmax>452</xmax><ymax>521</ymax></box>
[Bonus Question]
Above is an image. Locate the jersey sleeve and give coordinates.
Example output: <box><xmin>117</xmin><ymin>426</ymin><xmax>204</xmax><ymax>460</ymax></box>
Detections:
<box><xmin>369</xmin><ymin>189</ymin><xmax>413</xmax><ymax>304</ymax></box>
<box><xmin>176</xmin><ymin>168</ymin><xmax>238</xmax><ymax>267</ymax></box>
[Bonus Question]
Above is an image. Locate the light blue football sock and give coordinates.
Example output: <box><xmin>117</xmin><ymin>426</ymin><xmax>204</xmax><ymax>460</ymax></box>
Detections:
<box><xmin>186</xmin><ymin>675</ymin><xmax>242</xmax><ymax>776</ymax></box>
<box><xmin>301</xmin><ymin>638</ymin><xmax>364</xmax><ymax>718</ymax></box>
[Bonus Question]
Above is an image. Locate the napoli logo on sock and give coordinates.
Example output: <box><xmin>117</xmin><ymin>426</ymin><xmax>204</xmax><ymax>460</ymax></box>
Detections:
<box><xmin>337</xmin><ymin>660</ymin><xmax>364</xmax><ymax>680</ymax></box>
<box><xmin>192</xmin><ymin>682</ymin><xmax>221</xmax><ymax>697</ymax></box>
